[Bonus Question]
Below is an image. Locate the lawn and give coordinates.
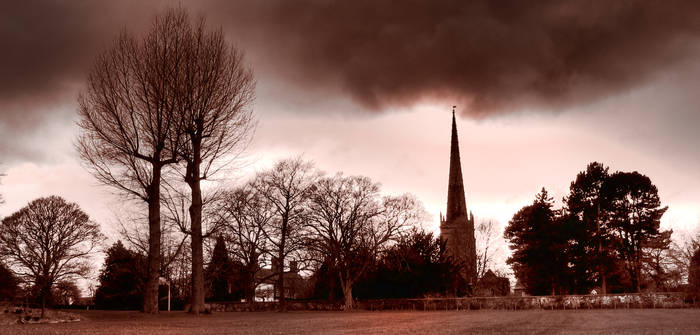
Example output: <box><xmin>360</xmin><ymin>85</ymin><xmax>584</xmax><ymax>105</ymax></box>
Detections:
<box><xmin>2</xmin><ymin>309</ymin><xmax>700</xmax><ymax>334</ymax></box>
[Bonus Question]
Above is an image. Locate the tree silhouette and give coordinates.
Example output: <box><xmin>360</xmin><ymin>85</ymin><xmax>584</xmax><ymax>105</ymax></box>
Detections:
<box><xmin>77</xmin><ymin>8</ymin><xmax>187</xmax><ymax>313</ymax></box>
<box><xmin>506</xmin><ymin>163</ymin><xmax>672</xmax><ymax>294</ymax></box>
<box><xmin>565</xmin><ymin>162</ymin><xmax>615</xmax><ymax>294</ymax></box>
<box><xmin>52</xmin><ymin>281</ymin><xmax>82</xmax><ymax>306</ymax></box>
<box><xmin>253</xmin><ymin>158</ymin><xmax>318</xmax><ymax>311</ymax></box>
<box><xmin>0</xmin><ymin>196</ymin><xmax>102</xmax><ymax>317</ymax></box>
<box><xmin>0</xmin><ymin>261</ymin><xmax>18</xmax><ymax>301</ymax></box>
<box><xmin>354</xmin><ymin>228</ymin><xmax>461</xmax><ymax>299</ymax></box>
<box><xmin>206</xmin><ymin>235</ymin><xmax>241</xmax><ymax>301</ymax></box>
<box><xmin>172</xmin><ymin>8</ymin><xmax>255</xmax><ymax>314</ymax></box>
<box><xmin>689</xmin><ymin>247</ymin><xmax>700</xmax><ymax>298</ymax></box>
<box><xmin>94</xmin><ymin>241</ymin><xmax>147</xmax><ymax>310</ymax></box>
<box><xmin>505</xmin><ymin>188</ymin><xmax>570</xmax><ymax>295</ymax></box>
<box><xmin>604</xmin><ymin>171</ymin><xmax>669</xmax><ymax>292</ymax></box>
<box><xmin>217</xmin><ymin>185</ymin><xmax>271</xmax><ymax>302</ymax></box>
<box><xmin>308</xmin><ymin>174</ymin><xmax>424</xmax><ymax>309</ymax></box>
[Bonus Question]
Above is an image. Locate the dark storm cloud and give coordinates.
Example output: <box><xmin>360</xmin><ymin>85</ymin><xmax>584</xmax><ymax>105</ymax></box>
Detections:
<box><xmin>1</xmin><ymin>0</ymin><xmax>700</xmax><ymax>149</ymax></box>
<box><xmin>205</xmin><ymin>0</ymin><xmax>700</xmax><ymax>117</ymax></box>
<box><xmin>0</xmin><ymin>1</ymin><xmax>158</xmax><ymax>123</ymax></box>
<box><xmin>0</xmin><ymin>1</ymin><xmax>160</xmax><ymax>162</ymax></box>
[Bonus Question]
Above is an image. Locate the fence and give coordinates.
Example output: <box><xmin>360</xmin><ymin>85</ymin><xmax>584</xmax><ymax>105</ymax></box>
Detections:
<box><xmin>357</xmin><ymin>292</ymin><xmax>696</xmax><ymax>311</ymax></box>
<box><xmin>209</xmin><ymin>292</ymin><xmax>699</xmax><ymax>312</ymax></box>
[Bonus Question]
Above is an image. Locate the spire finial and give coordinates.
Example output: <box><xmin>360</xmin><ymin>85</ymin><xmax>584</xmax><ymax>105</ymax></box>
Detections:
<box><xmin>452</xmin><ymin>105</ymin><xmax>456</xmax><ymax>116</ymax></box>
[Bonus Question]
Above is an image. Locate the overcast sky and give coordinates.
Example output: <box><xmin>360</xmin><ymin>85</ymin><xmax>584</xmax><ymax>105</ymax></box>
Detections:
<box><xmin>1</xmin><ymin>0</ymin><xmax>699</xmax><ymax>264</ymax></box>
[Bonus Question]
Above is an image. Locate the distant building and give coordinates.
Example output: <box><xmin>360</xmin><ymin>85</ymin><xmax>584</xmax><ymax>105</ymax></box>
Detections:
<box><xmin>475</xmin><ymin>270</ymin><xmax>510</xmax><ymax>296</ymax></box>
<box><xmin>440</xmin><ymin>109</ymin><xmax>477</xmax><ymax>289</ymax></box>
<box><xmin>513</xmin><ymin>280</ymin><xmax>527</xmax><ymax>296</ymax></box>
<box><xmin>255</xmin><ymin>259</ymin><xmax>306</xmax><ymax>301</ymax></box>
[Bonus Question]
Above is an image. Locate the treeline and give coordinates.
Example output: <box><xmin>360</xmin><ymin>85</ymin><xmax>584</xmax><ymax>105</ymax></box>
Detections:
<box><xmin>505</xmin><ymin>162</ymin><xmax>698</xmax><ymax>296</ymax></box>
<box><xmin>95</xmin><ymin>158</ymin><xmax>466</xmax><ymax>311</ymax></box>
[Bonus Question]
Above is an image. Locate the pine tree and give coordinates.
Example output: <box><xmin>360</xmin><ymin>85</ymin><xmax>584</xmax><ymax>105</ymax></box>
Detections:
<box><xmin>206</xmin><ymin>236</ymin><xmax>238</xmax><ymax>301</ymax></box>
<box><xmin>505</xmin><ymin>188</ymin><xmax>570</xmax><ymax>295</ymax></box>
<box><xmin>94</xmin><ymin>241</ymin><xmax>147</xmax><ymax>310</ymax></box>
<box><xmin>604</xmin><ymin>171</ymin><xmax>669</xmax><ymax>292</ymax></box>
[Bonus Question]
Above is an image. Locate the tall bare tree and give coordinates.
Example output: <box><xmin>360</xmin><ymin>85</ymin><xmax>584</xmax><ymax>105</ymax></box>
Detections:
<box><xmin>161</xmin><ymin>184</ymin><xmax>225</xmax><ymax>283</ymax></box>
<box><xmin>476</xmin><ymin>220</ymin><xmax>497</xmax><ymax>279</ymax></box>
<box><xmin>0</xmin><ymin>196</ymin><xmax>102</xmax><ymax>317</ymax></box>
<box><xmin>76</xmin><ymin>9</ymin><xmax>189</xmax><ymax>313</ymax></box>
<box><xmin>253</xmin><ymin>158</ymin><xmax>318</xmax><ymax>311</ymax></box>
<box><xmin>308</xmin><ymin>174</ymin><xmax>423</xmax><ymax>310</ymax></box>
<box><xmin>217</xmin><ymin>184</ymin><xmax>272</xmax><ymax>302</ymax></box>
<box><xmin>665</xmin><ymin>232</ymin><xmax>700</xmax><ymax>286</ymax></box>
<box><xmin>173</xmin><ymin>11</ymin><xmax>255</xmax><ymax>314</ymax></box>
<box><xmin>115</xmin><ymin>204</ymin><xmax>189</xmax><ymax>288</ymax></box>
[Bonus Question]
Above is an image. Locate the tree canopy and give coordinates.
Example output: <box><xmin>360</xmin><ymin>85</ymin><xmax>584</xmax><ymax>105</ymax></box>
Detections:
<box><xmin>505</xmin><ymin>163</ymin><xmax>671</xmax><ymax>295</ymax></box>
<box><xmin>94</xmin><ymin>241</ymin><xmax>147</xmax><ymax>310</ymax></box>
<box><xmin>0</xmin><ymin>196</ymin><xmax>102</xmax><ymax>316</ymax></box>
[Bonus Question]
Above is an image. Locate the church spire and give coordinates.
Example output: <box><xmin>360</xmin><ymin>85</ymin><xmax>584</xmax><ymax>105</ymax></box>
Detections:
<box><xmin>446</xmin><ymin>106</ymin><xmax>467</xmax><ymax>222</ymax></box>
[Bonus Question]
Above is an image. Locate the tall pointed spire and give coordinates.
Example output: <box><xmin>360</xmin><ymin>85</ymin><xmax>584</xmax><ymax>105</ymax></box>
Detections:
<box><xmin>446</xmin><ymin>106</ymin><xmax>467</xmax><ymax>222</ymax></box>
<box><xmin>440</xmin><ymin>106</ymin><xmax>477</xmax><ymax>289</ymax></box>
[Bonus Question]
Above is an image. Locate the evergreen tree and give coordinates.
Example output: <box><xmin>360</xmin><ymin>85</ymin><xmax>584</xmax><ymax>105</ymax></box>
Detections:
<box><xmin>604</xmin><ymin>171</ymin><xmax>669</xmax><ymax>292</ymax></box>
<box><xmin>505</xmin><ymin>188</ymin><xmax>570</xmax><ymax>295</ymax></box>
<box><xmin>0</xmin><ymin>261</ymin><xmax>18</xmax><ymax>301</ymax></box>
<box><xmin>564</xmin><ymin>162</ymin><xmax>616</xmax><ymax>294</ymax></box>
<box><xmin>94</xmin><ymin>241</ymin><xmax>147</xmax><ymax>310</ymax></box>
<box><xmin>354</xmin><ymin>229</ymin><xmax>462</xmax><ymax>299</ymax></box>
<box><xmin>206</xmin><ymin>235</ymin><xmax>242</xmax><ymax>301</ymax></box>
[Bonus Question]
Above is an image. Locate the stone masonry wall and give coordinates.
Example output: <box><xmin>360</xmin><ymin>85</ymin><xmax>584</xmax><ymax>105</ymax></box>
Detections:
<box><xmin>210</xmin><ymin>292</ymin><xmax>697</xmax><ymax>312</ymax></box>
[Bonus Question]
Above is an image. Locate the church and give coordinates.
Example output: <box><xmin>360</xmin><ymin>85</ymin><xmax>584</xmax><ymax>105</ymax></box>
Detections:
<box><xmin>439</xmin><ymin>108</ymin><xmax>478</xmax><ymax>289</ymax></box>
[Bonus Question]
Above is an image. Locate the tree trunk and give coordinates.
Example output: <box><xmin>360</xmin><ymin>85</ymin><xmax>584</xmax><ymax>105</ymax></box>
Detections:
<box><xmin>245</xmin><ymin>281</ymin><xmax>255</xmax><ymax>303</ymax></box>
<box><xmin>601</xmin><ymin>274</ymin><xmax>607</xmax><ymax>295</ymax></box>
<box><xmin>40</xmin><ymin>279</ymin><xmax>48</xmax><ymax>319</ymax></box>
<box><xmin>245</xmin><ymin>261</ymin><xmax>256</xmax><ymax>303</ymax></box>
<box><xmin>328</xmin><ymin>274</ymin><xmax>336</xmax><ymax>303</ymax></box>
<box><xmin>278</xmin><ymin>218</ymin><xmax>287</xmax><ymax>312</ymax></box>
<box><xmin>143</xmin><ymin>164</ymin><xmax>162</xmax><ymax>314</ymax></box>
<box><xmin>597</xmin><ymin>203</ymin><xmax>607</xmax><ymax>295</ymax></box>
<box><xmin>277</xmin><ymin>256</ymin><xmax>286</xmax><ymax>312</ymax></box>
<box><xmin>343</xmin><ymin>283</ymin><xmax>354</xmax><ymax>311</ymax></box>
<box><xmin>187</xmin><ymin>138</ymin><xmax>206</xmax><ymax>314</ymax></box>
<box><xmin>635</xmin><ymin>252</ymin><xmax>642</xmax><ymax>293</ymax></box>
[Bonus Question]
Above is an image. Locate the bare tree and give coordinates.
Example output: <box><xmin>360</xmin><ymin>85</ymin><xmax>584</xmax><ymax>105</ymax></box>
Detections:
<box><xmin>475</xmin><ymin>220</ymin><xmax>504</xmax><ymax>279</ymax></box>
<box><xmin>115</xmin><ymin>205</ymin><xmax>189</xmax><ymax>286</ymax></box>
<box><xmin>666</xmin><ymin>232</ymin><xmax>700</xmax><ymax>286</ymax></box>
<box><xmin>308</xmin><ymin>174</ymin><xmax>423</xmax><ymax>310</ymax></box>
<box><xmin>53</xmin><ymin>280</ymin><xmax>82</xmax><ymax>306</ymax></box>
<box><xmin>76</xmin><ymin>9</ymin><xmax>189</xmax><ymax>313</ymax></box>
<box><xmin>173</xmin><ymin>11</ymin><xmax>255</xmax><ymax>314</ymax></box>
<box><xmin>161</xmin><ymin>184</ymin><xmax>225</xmax><ymax>242</ymax></box>
<box><xmin>253</xmin><ymin>158</ymin><xmax>318</xmax><ymax>311</ymax></box>
<box><xmin>0</xmin><ymin>196</ymin><xmax>102</xmax><ymax>317</ymax></box>
<box><xmin>217</xmin><ymin>184</ymin><xmax>272</xmax><ymax>302</ymax></box>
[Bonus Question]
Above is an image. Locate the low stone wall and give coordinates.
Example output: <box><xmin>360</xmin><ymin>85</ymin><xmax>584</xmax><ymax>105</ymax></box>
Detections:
<box><xmin>359</xmin><ymin>293</ymin><xmax>694</xmax><ymax>311</ymax></box>
<box><xmin>210</xmin><ymin>293</ymin><xmax>696</xmax><ymax>312</ymax></box>
<box><xmin>209</xmin><ymin>301</ymin><xmax>341</xmax><ymax>312</ymax></box>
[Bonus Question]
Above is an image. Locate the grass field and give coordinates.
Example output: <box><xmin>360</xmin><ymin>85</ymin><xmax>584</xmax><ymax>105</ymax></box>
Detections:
<box><xmin>2</xmin><ymin>309</ymin><xmax>700</xmax><ymax>334</ymax></box>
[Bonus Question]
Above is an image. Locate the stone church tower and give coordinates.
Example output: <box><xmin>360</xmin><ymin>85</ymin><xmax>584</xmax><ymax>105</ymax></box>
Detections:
<box><xmin>440</xmin><ymin>108</ymin><xmax>477</xmax><ymax>288</ymax></box>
